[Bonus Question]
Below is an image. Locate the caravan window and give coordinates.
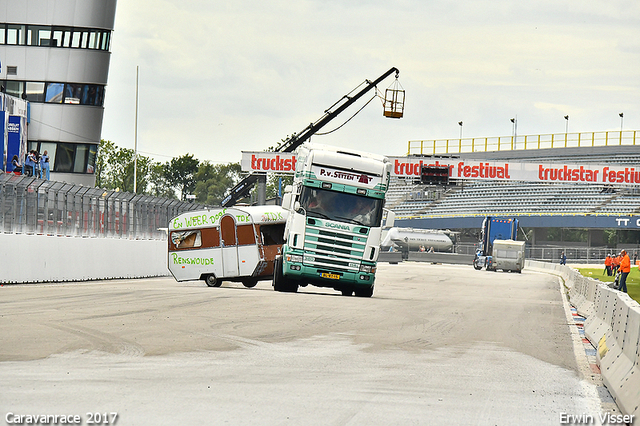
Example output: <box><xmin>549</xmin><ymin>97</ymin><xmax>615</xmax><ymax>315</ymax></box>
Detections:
<box><xmin>259</xmin><ymin>223</ymin><xmax>285</xmax><ymax>246</ymax></box>
<box><xmin>237</xmin><ymin>225</ymin><xmax>256</xmax><ymax>246</ymax></box>
<box><xmin>171</xmin><ymin>230</ymin><xmax>202</xmax><ymax>249</ymax></box>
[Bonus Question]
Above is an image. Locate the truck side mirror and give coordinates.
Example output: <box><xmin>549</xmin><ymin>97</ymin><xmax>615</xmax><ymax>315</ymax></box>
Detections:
<box><xmin>282</xmin><ymin>192</ymin><xmax>292</xmax><ymax>208</ymax></box>
<box><xmin>383</xmin><ymin>209</ymin><xmax>395</xmax><ymax>228</ymax></box>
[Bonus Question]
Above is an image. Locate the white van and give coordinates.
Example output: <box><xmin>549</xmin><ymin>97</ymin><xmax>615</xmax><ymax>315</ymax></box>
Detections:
<box><xmin>168</xmin><ymin>206</ymin><xmax>287</xmax><ymax>287</ymax></box>
<box><xmin>490</xmin><ymin>239</ymin><xmax>525</xmax><ymax>273</ymax></box>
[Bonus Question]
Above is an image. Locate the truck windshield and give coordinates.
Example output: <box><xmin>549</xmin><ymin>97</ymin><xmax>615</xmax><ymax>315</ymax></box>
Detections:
<box><xmin>299</xmin><ymin>187</ymin><xmax>383</xmax><ymax>227</ymax></box>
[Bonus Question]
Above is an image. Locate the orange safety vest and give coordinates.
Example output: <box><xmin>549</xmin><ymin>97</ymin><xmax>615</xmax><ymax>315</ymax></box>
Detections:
<box><xmin>605</xmin><ymin>256</ymin><xmax>612</xmax><ymax>266</ymax></box>
<box><xmin>620</xmin><ymin>254</ymin><xmax>631</xmax><ymax>273</ymax></box>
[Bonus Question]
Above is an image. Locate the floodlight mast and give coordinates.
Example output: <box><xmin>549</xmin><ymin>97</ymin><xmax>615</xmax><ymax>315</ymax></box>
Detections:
<box><xmin>221</xmin><ymin>67</ymin><xmax>400</xmax><ymax>207</ymax></box>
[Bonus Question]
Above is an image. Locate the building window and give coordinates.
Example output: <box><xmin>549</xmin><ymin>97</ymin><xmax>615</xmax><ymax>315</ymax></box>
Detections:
<box><xmin>55</xmin><ymin>143</ymin><xmax>76</xmax><ymax>173</ymax></box>
<box><xmin>3</xmin><ymin>80</ymin><xmax>106</xmax><ymax>106</ymax></box>
<box><xmin>64</xmin><ymin>83</ymin><xmax>83</xmax><ymax>104</ymax></box>
<box><xmin>1</xmin><ymin>23</ymin><xmax>112</xmax><ymax>51</ymax></box>
<box><xmin>70</xmin><ymin>30</ymin><xmax>82</xmax><ymax>48</ymax></box>
<box><xmin>45</xmin><ymin>82</ymin><xmax>64</xmax><ymax>103</ymax></box>
<box><xmin>7</xmin><ymin>24</ymin><xmax>26</xmax><ymax>45</ymax></box>
<box><xmin>5</xmin><ymin>81</ymin><xmax>23</xmax><ymax>98</ymax></box>
<box><xmin>26</xmin><ymin>82</ymin><xmax>45</xmax><ymax>102</ymax></box>
<box><xmin>29</xmin><ymin>141</ymin><xmax>98</xmax><ymax>175</ymax></box>
<box><xmin>27</xmin><ymin>25</ymin><xmax>52</xmax><ymax>46</ymax></box>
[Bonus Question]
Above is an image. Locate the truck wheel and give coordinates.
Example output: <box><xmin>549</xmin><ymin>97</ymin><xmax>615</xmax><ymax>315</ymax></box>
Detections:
<box><xmin>473</xmin><ymin>258</ymin><xmax>482</xmax><ymax>270</ymax></box>
<box><xmin>205</xmin><ymin>274</ymin><xmax>221</xmax><ymax>287</ymax></box>
<box><xmin>242</xmin><ymin>278</ymin><xmax>258</xmax><ymax>288</ymax></box>
<box><xmin>354</xmin><ymin>286</ymin><xmax>374</xmax><ymax>298</ymax></box>
<box><xmin>273</xmin><ymin>257</ymin><xmax>298</xmax><ymax>293</ymax></box>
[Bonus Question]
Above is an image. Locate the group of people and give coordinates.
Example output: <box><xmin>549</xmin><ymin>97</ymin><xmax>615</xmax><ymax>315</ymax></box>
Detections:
<box><xmin>604</xmin><ymin>250</ymin><xmax>634</xmax><ymax>293</ymax></box>
<box><xmin>10</xmin><ymin>150</ymin><xmax>50</xmax><ymax>180</ymax></box>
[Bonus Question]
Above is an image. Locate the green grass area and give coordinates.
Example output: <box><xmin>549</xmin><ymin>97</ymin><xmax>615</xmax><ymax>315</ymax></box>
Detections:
<box><xmin>577</xmin><ymin>267</ymin><xmax>640</xmax><ymax>304</ymax></box>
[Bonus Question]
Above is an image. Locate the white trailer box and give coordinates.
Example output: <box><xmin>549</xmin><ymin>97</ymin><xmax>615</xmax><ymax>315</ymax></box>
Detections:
<box><xmin>491</xmin><ymin>239</ymin><xmax>525</xmax><ymax>273</ymax></box>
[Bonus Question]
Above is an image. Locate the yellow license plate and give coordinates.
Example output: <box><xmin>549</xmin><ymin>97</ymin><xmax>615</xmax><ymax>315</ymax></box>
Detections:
<box><xmin>321</xmin><ymin>272</ymin><xmax>340</xmax><ymax>280</ymax></box>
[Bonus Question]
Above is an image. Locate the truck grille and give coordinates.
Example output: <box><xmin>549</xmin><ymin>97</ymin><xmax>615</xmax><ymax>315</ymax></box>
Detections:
<box><xmin>303</xmin><ymin>222</ymin><xmax>366</xmax><ymax>272</ymax></box>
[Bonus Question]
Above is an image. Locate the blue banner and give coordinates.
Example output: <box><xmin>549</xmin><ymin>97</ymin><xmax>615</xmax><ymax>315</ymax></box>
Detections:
<box><xmin>7</xmin><ymin>115</ymin><xmax>21</xmax><ymax>172</ymax></box>
<box><xmin>0</xmin><ymin>110</ymin><xmax>4</xmax><ymax>172</ymax></box>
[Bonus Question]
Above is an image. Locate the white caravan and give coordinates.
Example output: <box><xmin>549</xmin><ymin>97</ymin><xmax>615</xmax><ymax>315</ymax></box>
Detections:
<box><xmin>168</xmin><ymin>206</ymin><xmax>287</xmax><ymax>287</ymax></box>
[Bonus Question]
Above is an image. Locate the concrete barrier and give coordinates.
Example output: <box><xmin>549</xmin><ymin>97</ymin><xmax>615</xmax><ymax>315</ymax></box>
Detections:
<box><xmin>616</xmin><ymin>305</ymin><xmax>640</xmax><ymax>417</ymax></box>
<box><xmin>528</xmin><ymin>259</ymin><xmax>640</xmax><ymax>418</ymax></box>
<box><xmin>1</xmin><ymin>233</ymin><xmax>168</xmax><ymax>283</ymax></box>
<box><xmin>407</xmin><ymin>252</ymin><xmax>475</xmax><ymax>265</ymax></box>
<box><xmin>377</xmin><ymin>251</ymin><xmax>403</xmax><ymax>263</ymax></box>
<box><xmin>584</xmin><ymin>284</ymin><xmax>611</xmax><ymax>344</ymax></box>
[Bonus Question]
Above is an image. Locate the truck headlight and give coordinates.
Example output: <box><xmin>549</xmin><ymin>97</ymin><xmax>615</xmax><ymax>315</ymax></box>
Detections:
<box><xmin>359</xmin><ymin>264</ymin><xmax>376</xmax><ymax>274</ymax></box>
<box><xmin>286</xmin><ymin>254</ymin><xmax>303</xmax><ymax>263</ymax></box>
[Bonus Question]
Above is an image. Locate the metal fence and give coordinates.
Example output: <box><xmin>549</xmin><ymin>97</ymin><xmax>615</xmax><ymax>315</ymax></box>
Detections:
<box><xmin>408</xmin><ymin>130</ymin><xmax>638</xmax><ymax>155</ymax></box>
<box><xmin>0</xmin><ymin>173</ymin><xmax>208</xmax><ymax>240</ymax></box>
<box><xmin>456</xmin><ymin>243</ymin><xmax>640</xmax><ymax>264</ymax></box>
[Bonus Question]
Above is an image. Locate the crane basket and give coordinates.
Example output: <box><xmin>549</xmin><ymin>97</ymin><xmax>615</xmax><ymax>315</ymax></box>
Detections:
<box><xmin>383</xmin><ymin>78</ymin><xmax>405</xmax><ymax>119</ymax></box>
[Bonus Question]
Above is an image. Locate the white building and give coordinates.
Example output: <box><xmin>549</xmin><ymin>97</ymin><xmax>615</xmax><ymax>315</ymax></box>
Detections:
<box><xmin>0</xmin><ymin>0</ymin><xmax>117</xmax><ymax>186</ymax></box>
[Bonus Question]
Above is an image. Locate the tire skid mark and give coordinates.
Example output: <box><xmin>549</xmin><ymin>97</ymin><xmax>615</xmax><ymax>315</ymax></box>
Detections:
<box><xmin>45</xmin><ymin>323</ymin><xmax>146</xmax><ymax>357</ymax></box>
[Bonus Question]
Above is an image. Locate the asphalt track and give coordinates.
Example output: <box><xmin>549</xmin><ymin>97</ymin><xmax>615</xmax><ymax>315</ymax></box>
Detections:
<box><xmin>0</xmin><ymin>263</ymin><xmax>614</xmax><ymax>425</ymax></box>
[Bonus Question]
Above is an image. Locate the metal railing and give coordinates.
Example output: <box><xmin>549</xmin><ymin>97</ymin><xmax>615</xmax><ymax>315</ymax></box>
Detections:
<box><xmin>456</xmin><ymin>243</ymin><xmax>639</xmax><ymax>264</ymax></box>
<box><xmin>408</xmin><ymin>130</ymin><xmax>638</xmax><ymax>156</ymax></box>
<box><xmin>0</xmin><ymin>173</ymin><xmax>208</xmax><ymax>239</ymax></box>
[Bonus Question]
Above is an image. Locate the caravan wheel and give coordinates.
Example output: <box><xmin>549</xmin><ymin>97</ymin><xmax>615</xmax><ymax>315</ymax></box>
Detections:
<box><xmin>242</xmin><ymin>278</ymin><xmax>258</xmax><ymax>288</ymax></box>
<box><xmin>205</xmin><ymin>274</ymin><xmax>221</xmax><ymax>287</ymax></box>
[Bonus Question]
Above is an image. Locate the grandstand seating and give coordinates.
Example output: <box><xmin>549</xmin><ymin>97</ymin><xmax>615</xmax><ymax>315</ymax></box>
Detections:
<box><xmin>388</xmin><ymin>145</ymin><xmax>640</xmax><ymax>218</ymax></box>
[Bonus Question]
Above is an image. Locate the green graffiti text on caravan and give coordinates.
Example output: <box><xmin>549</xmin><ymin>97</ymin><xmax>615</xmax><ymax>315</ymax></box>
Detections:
<box><xmin>173</xmin><ymin>209</ymin><xmax>231</xmax><ymax>229</ymax></box>
<box><xmin>171</xmin><ymin>253</ymin><xmax>215</xmax><ymax>266</ymax></box>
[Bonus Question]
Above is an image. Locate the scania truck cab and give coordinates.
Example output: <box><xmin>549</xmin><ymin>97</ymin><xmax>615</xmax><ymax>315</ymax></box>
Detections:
<box><xmin>274</xmin><ymin>143</ymin><xmax>393</xmax><ymax>297</ymax></box>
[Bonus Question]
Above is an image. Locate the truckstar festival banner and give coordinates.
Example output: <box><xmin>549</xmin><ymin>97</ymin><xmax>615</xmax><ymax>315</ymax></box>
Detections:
<box><xmin>241</xmin><ymin>152</ymin><xmax>640</xmax><ymax>186</ymax></box>
<box><xmin>389</xmin><ymin>157</ymin><xmax>640</xmax><ymax>185</ymax></box>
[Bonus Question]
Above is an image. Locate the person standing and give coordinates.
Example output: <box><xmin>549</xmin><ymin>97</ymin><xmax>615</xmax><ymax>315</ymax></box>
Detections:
<box><xmin>618</xmin><ymin>250</ymin><xmax>631</xmax><ymax>293</ymax></box>
<box><xmin>560</xmin><ymin>252</ymin><xmax>566</xmax><ymax>265</ymax></box>
<box><xmin>604</xmin><ymin>254</ymin><xmax>612</xmax><ymax>276</ymax></box>
<box><xmin>24</xmin><ymin>151</ymin><xmax>36</xmax><ymax>177</ymax></box>
<box><xmin>40</xmin><ymin>150</ymin><xmax>50</xmax><ymax>180</ymax></box>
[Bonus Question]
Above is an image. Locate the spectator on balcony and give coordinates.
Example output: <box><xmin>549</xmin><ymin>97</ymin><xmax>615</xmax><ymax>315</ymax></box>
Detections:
<box><xmin>11</xmin><ymin>155</ymin><xmax>22</xmax><ymax>174</ymax></box>
<box><xmin>40</xmin><ymin>150</ymin><xmax>50</xmax><ymax>180</ymax></box>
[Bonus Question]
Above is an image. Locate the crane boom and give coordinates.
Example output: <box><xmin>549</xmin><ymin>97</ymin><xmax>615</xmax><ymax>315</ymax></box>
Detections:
<box><xmin>221</xmin><ymin>67</ymin><xmax>400</xmax><ymax>207</ymax></box>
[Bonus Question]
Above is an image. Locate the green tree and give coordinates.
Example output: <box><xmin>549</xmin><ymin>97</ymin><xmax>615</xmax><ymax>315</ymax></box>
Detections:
<box><xmin>95</xmin><ymin>139</ymin><xmax>153</xmax><ymax>193</ymax></box>
<box><xmin>266</xmin><ymin>173</ymin><xmax>293</xmax><ymax>201</ymax></box>
<box><xmin>164</xmin><ymin>154</ymin><xmax>200</xmax><ymax>200</ymax></box>
<box><xmin>95</xmin><ymin>139</ymin><xmax>115</xmax><ymax>189</ymax></box>
<box><xmin>148</xmin><ymin>163</ymin><xmax>177</xmax><ymax>198</ymax></box>
<box><xmin>193</xmin><ymin>161</ymin><xmax>242</xmax><ymax>205</ymax></box>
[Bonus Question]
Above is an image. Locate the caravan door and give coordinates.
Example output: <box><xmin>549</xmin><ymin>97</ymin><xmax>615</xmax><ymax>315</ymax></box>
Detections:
<box><xmin>220</xmin><ymin>215</ymin><xmax>239</xmax><ymax>277</ymax></box>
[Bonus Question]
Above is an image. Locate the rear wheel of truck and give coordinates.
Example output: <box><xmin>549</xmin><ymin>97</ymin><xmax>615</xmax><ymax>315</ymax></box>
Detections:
<box><xmin>242</xmin><ymin>278</ymin><xmax>258</xmax><ymax>288</ymax></box>
<box><xmin>273</xmin><ymin>257</ymin><xmax>298</xmax><ymax>293</ymax></box>
<box><xmin>204</xmin><ymin>274</ymin><xmax>221</xmax><ymax>287</ymax></box>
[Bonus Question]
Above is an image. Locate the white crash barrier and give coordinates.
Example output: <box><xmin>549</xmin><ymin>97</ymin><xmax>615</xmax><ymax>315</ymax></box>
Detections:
<box><xmin>526</xmin><ymin>260</ymin><xmax>640</xmax><ymax>418</ymax></box>
<box><xmin>0</xmin><ymin>233</ymin><xmax>168</xmax><ymax>283</ymax></box>
<box><xmin>585</xmin><ymin>284</ymin><xmax>612</xmax><ymax>344</ymax></box>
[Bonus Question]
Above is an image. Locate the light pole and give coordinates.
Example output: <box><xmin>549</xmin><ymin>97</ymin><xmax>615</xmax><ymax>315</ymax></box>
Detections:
<box><xmin>458</xmin><ymin>121</ymin><xmax>463</xmax><ymax>140</ymax></box>
<box><xmin>619</xmin><ymin>112</ymin><xmax>624</xmax><ymax>132</ymax></box>
<box><xmin>564</xmin><ymin>115</ymin><xmax>569</xmax><ymax>134</ymax></box>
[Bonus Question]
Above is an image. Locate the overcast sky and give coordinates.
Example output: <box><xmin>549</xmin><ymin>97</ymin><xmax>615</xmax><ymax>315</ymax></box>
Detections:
<box><xmin>101</xmin><ymin>0</ymin><xmax>640</xmax><ymax>165</ymax></box>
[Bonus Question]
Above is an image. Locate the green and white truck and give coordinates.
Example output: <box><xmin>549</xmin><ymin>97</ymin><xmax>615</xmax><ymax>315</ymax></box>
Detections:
<box><xmin>274</xmin><ymin>143</ymin><xmax>394</xmax><ymax>297</ymax></box>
